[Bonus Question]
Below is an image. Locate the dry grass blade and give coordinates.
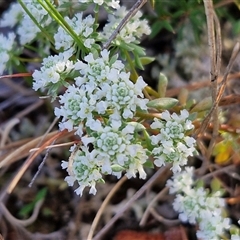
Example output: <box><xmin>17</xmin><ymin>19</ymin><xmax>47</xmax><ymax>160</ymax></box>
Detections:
<box><xmin>92</xmin><ymin>165</ymin><xmax>170</xmax><ymax>240</ymax></box>
<box><xmin>1</xmin><ymin>130</ymin><xmax>68</xmax><ymax>195</ymax></box>
<box><xmin>87</xmin><ymin>176</ymin><xmax>127</xmax><ymax>240</ymax></box>
<box><xmin>0</xmin><ymin>131</ymin><xmax>57</xmax><ymax>168</ymax></box>
<box><xmin>197</xmin><ymin>0</ymin><xmax>221</xmax><ymax>140</ymax></box>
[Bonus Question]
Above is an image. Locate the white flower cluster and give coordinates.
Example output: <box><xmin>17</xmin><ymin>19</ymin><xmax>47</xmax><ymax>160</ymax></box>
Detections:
<box><xmin>100</xmin><ymin>6</ymin><xmax>151</xmax><ymax>45</ymax></box>
<box><xmin>55</xmin><ymin>49</ymin><xmax>148</xmax><ymax>136</ymax></box>
<box><xmin>150</xmin><ymin>110</ymin><xmax>196</xmax><ymax>173</ymax></box>
<box><xmin>166</xmin><ymin>167</ymin><xmax>231</xmax><ymax>239</ymax></box>
<box><xmin>0</xmin><ymin>33</ymin><xmax>16</xmax><ymax>75</ymax></box>
<box><xmin>32</xmin><ymin>50</ymin><xmax>74</xmax><ymax>92</ymax></box>
<box><xmin>54</xmin><ymin>13</ymin><xmax>97</xmax><ymax>53</ymax></box>
<box><xmin>62</xmin><ymin>120</ymin><xmax>148</xmax><ymax>196</ymax></box>
<box><xmin>53</xmin><ymin>50</ymin><xmax>149</xmax><ymax>196</ymax></box>
<box><xmin>77</xmin><ymin>0</ymin><xmax>120</xmax><ymax>9</ymax></box>
<box><xmin>17</xmin><ymin>0</ymin><xmax>54</xmax><ymax>45</ymax></box>
<box><xmin>0</xmin><ymin>2</ymin><xmax>23</xmax><ymax>28</ymax></box>
<box><xmin>0</xmin><ymin>1</ymin><xmax>69</xmax><ymax>46</ymax></box>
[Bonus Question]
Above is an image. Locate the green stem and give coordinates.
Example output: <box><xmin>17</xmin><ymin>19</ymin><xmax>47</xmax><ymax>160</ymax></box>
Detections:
<box><xmin>94</xmin><ymin>5</ymin><xmax>100</xmax><ymax>25</ymax></box>
<box><xmin>124</xmin><ymin>50</ymin><xmax>138</xmax><ymax>83</ymax></box>
<box><xmin>135</xmin><ymin>111</ymin><xmax>160</xmax><ymax>119</ymax></box>
<box><xmin>17</xmin><ymin>57</ymin><xmax>42</xmax><ymax>63</ymax></box>
<box><xmin>36</xmin><ymin>0</ymin><xmax>87</xmax><ymax>53</ymax></box>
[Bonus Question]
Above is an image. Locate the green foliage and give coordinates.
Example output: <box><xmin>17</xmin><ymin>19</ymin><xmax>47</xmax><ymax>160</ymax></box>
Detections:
<box><xmin>148</xmin><ymin>0</ymin><xmax>240</xmax><ymax>43</ymax></box>
<box><xmin>147</xmin><ymin>97</ymin><xmax>179</xmax><ymax>110</ymax></box>
<box><xmin>18</xmin><ymin>188</ymin><xmax>47</xmax><ymax>218</ymax></box>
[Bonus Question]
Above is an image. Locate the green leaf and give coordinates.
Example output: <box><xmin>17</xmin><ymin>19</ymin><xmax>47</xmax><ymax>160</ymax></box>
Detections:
<box><xmin>135</xmin><ymin>55</ymin><xmax>144</xmax><ymax>70</ymax></box>
<box><xmin>150</xmin><ymin>21</ymin><xmax>163</xmax><ymax>39</ymax></box>
<box><xmin>144</xmin><ymin>160</ymin><xmax>154</xmax><ymax>169</ymax></box>
<box><xmin>139</xmin><ymin>57</ymin><xmax>155</xmax><ymax>66</ymax></box>
<box><xmin>195</xmin><ymin>179</ymin><xmax>204</xmax><ymax>189</ymax></box>
<box><xmin>158</xmin><ymin>73</ymin><xmax>168</xmax><ymax>98</ymax></box>
<box><xmin>119</xmin><ymin>42</ymin><xmax>135</xmax><ymax>51</ymax></box>
<box><xmin>161</xmin><ymin>20</ymin><xmax>175</xmax><ymax>33</ymax></box>
<box><xmin>127</xmin><ymin>122</ymin><xmax>146</xmax><ymax>131</ymax></box>
<box><xmin>147</xmin><ymin>97</ymin><xmax>178</xmax><ymax>110</ymax></box>
<box><xmin>188</xmin><ymin>112</ymin><xmax>197</xmax><ymax>122</ymax></box>
<box><xmin>210</xmin><ymin>178</ymin><xmax>222</xmax><ymax>193</ymax></box>
<box><xmin>149</xmin><ymin>0</ymin><xmax>155</xmax><ymax>9</ymax></box>
<box><xmin>19</xmin><ymin>188</ymin><xmax>47</xmax><ymax>217</ymax></box>
<box><xmin>190</xmin><ymin>96</ymin><xmax>212</xmax><ymax>112</ymax></box>
<box><xmin>111</xmin><ymin>164</ymin><xmax>125</xmax><ymax>172</ymax></box>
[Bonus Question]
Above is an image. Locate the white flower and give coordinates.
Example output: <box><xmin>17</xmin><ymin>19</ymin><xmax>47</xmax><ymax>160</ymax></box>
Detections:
<box><xmin>73</xmin><ymin>50</ymin><xmax>148</xmax><ymax>121</ymax></box>
<box><xmin>197</xmin><ymin>214</ymin><xmax>231</xmax><ymax>240</ymax></box>
<box><xmin>55</xmin><ymin>84</ymin><xmax>96</xmax><ymax>135</ymax></box>
<box><xmin>150</xmin><ymin>110</ymin><xmax>196</xmax><ymax>173</ymax></box>
<box><xmin>168</xmin><ymin>169</ymin><xmax>231</xmax><ymax>240</ymax></box>
<box><xmin>54</xmin><ymin>13</ymin><xmax>97</xmax><ymax>52</ymax></box>
<box><xmin>74</xmin><ymin>49</ymin><xmax>125</xmax><ymax>86</ymax></box>
<box><xmin>125</xmin><ymin>144</ymin><xmax>148</xmax><ymax>179</ymax></box>
<box><xmin>32</xmin><ymin>51</ymin><xmax>74</xmax><ymax>91</ymax></box>
<box><xmin>231</xmin><ymin>234</ymin><xmax>240</xmax><ymax>240</ymax></box>
<box><xmin>81</xmin><ymin>120</ymin><xmax>148</xmax><ymax>179</ymax></box>
<box><xmin>106</xmin><ymin>73</ymin><xmax>148</xmax><ymax>119</ymax></box>
<box><xmin>17</xmin><ymin>16</ymin><xmax>40</xmax><ymax>45</ymax></box>
<box><xmin>166</xmin><ymin>167</ymin><xmax>195</xmax><ymax>194</ymax></box>
<box><xmin>77</xmin><ymin>0</ymin><xmax>120</xmax><ymax>9</ymax></box>
<box><xmin>0</xmin><ymin>32</ymin><xmax>16</xmax><ymax>74</ymax></box>
<box><xmin>0</xmin><ymin>2</ymin><xmax>23</xmax><ymax>28</ymax></box>
<box><xmin>16</xmin><ymin>0</ymin><xmax>54</xmax><ymax>45</ymax></box>
<box><xmin>62</xmin><ymin>145</ymin><xmax>103</xmax><ymax>196</ymax></box>
<box><xmin>100</xmin><ymin>6</ymin><xmax>151</xmax><ymax>45</ymax></box>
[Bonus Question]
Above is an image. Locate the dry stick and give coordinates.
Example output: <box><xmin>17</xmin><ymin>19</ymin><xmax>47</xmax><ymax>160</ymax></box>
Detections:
<box><xmin>206</xmin><ymin>11</ymin><xmax>222</xmax><ymax>160</ymax></box>
<box><xmin>5</xmin><ymin>130</ymin><xmax>68</xmax><ymax>195</ymax></box>
<box><xmin>102</xmin><ymin>0</ymin><xmax>148</xmax><ymax>49</ymax></box>
<box><xmin>197</xmin><ymin>42</ymin><xmax>240</xmax><ymax>139</ymax></box>
<box><xmin>149</xmin><ymin>208</ymin><xmax>180</xmax><ymax>226</ymax></box>
<box><xmin>0</xmin><ymin>118</ymin><xmax>20</xmax><ymax>148</ymax></box>
<box><xmin>30</xmin><ymin>141</ymin><xmax>76</xmax><ymax>152</ymax></box>
<box><xmin>166</xmin><ymin>72</ymin><xmax>240</xmax><ymax>97</ymax></box>
<box><xmin>87</xmin><ymin>176</ymin><xmax>127</xmax><ymax>240</ymax></box>
<box><xmin>28</xmin><ymin>117</ymin><xmax>59</xmax><ymax>187</ymax></box>
<box><xmin>206</xmin><ymin>42</ymin><xmax>240</xmax><ymax>159</ymax></box>
<box><xmin>0</xmin><ymin>131</ymin><xmax>58</xmax><ymax>169</ymax></box>
<box><xmin>198</xmin><ymin>0</ymin><xmax>219</xmax><ymax>139</ymax></box>
<box><xmin>92</xmin><ymin>166</ymin><xmax>169</xmax><ymax>240</ymax></box>
<box><xmin>0</xmin><ymin>199</ymin><xmax>44</xmax><ymax>227</ymax></box>
<box><xmin>140</xmin><ymin>186</ymin><xmax>171</xmax><ymax>226</ymax></box>
<box><xmin>216</xmin><ymin>42</ymin><xmax>240</xmax><ymax>104</ymax></box>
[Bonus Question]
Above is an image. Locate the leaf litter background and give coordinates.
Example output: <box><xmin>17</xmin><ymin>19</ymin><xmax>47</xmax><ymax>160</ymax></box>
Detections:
<box><xmin>0</xmin><ymin>0</ymin><xmax>240</xmax><ymax>240</ymax></box>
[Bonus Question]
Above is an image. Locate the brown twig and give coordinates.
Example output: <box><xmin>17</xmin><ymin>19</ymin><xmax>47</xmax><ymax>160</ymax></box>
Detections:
<box><xmin>149</xmin><ymin>208</ymin><xmax>180</xmax><ymax>226</ymax></box>
<box><xmin>92</xmin><ymin>165</ymin><xmax>170</xmax><ymax>240</ymax></box>
<box><xmin>88</xmin><ymin>176</ymin><xmax>127</xmax><ymax>240</ymax></box>
<box><xmin>198</xmin><ymin>0</ymin><xmax>221</xmax><ymax>142</ymax></box>
<box><xmin>0</xmin><ymin>199</ymin><xmax>44</xmax><ymax>227</ymax></box>
<box><xmin>165</xmin><ymin>72</ymin><xmax>240</xmax><ymax>97</ymax></box>
<box><xmin>140</xmin><ymin>186</ymin><xmax>170</xmax><ymax>226</ymax></box>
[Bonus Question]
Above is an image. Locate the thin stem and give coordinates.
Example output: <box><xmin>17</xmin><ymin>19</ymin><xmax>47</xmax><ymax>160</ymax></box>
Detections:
<box><xmin>92</xmin><ymin>166</ymin><xmax>169</xmax><ymax>240</ymax></box>
<box><xmin>37</xmin><ymin>0</ymin><xmax>86</xmax><ymax>52</ymax></box>
<box><xmin>125</xmin><ymin>50</ymin><xmax>151</xmax><ymax>100</ymax></box>
<box><xmin>87</xmin><ymin>176</ymin><xmax>127</xmax><ymax>240</ymax></box>
<box><xmin>140</xmin><ymin>186</ymin><xmax>169</xmax><ymax>226</ymax></box>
